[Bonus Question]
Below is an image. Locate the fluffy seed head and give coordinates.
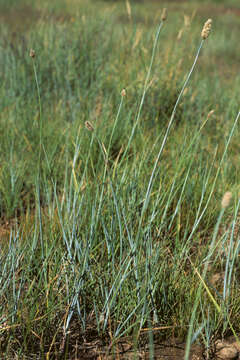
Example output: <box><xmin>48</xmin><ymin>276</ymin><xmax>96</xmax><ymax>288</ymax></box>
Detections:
<box><xmin>161</xmin><ymin>8</ymin><xmax>167</xmax><ymax>22</ymax></box>
<box><xmin>29</xmin><ymin>49</ymin><xmax>35</xmax><ymax>58</ymax></box>
<box><xmin>121</xmin><ymin>88</ymin><xmax>126</xmax><ymax>97</ymax></box>
<box><xmin>221</xmin><ymin>192</ymin><xmax>232</xmax><ymax>209</ymax></box>
<box><xmin>201</xmin><ymin>19</ymin><xmax>212</xmax><ymax>40</ymax></box>
<box><xmin>85</xmin><ymin>121</ymin><xmax>94</xmax><ymax>132</ymax></box>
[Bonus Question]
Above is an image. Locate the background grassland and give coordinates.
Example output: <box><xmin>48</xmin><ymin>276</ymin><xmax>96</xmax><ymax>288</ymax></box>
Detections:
<box><xmin>0</xmin><ymin>0</ymin><xmax>240</xmax><ymax>358</ymax></box>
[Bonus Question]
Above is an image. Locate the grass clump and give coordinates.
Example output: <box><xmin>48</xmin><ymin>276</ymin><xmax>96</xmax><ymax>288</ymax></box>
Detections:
<box><xmin>0</xmin><ymin>0</ymin><xmax>240</xmax><ymax>358</ymax></box>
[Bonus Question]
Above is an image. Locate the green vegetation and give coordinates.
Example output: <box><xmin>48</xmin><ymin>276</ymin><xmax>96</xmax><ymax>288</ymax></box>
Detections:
<box><xmin>0</xmin><ymin>0</ymin><xmax>239</xmax><ymax>358</ymax></box>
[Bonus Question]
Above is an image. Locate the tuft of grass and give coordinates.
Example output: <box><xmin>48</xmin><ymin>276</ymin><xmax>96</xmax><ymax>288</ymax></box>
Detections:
<box><xmin>0</xmin><ymin>0</ymin><xmax>240</xmax><ymax>358</ymax></box>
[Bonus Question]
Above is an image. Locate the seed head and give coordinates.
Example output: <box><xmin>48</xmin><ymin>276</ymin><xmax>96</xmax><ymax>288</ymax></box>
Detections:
<box><xmin>85</xmin><ymin>121</ymin><xmax>94</xmax><ymax>132</ymax></box>
<box><xmin>201</xmin><ymin>19</ymin><xmax>212</xmax><ymax>40</ymax></box>
<box><xmin>29</xmin><ymin>49</ymin><xmax>35</xmax><ymax>58</ymax></box>
<box><xmin>121</xmin><ymin>88</ymin><xmax>126</xmax><ymax>97</ymax></box>
<box><xmin>184</xmin><ymin>15</ymin><xmax>191</xmax><ymax>28</ymax></box>
<box><xmin>161</xmin><ymin>8</ymin><xmax>167</xmax><ymax>22</ymax></box>
<box><xmin>207</xmin><ymin>110</ymin><xmax>215</xmax><ymax>119</ymax></box>
<box><xmin>221</xmin><ymin>191</ymin><xmax>232</xmax><ymax>209</ymax></box>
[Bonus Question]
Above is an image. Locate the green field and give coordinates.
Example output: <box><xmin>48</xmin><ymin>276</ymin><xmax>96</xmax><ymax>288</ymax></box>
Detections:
<box><xmin>0</xmin><ymin>0</ymin><xmax>240</xmax><ymax>358</ymax></box>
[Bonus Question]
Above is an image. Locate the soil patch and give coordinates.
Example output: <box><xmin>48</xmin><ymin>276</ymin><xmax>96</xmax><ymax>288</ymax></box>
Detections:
<box><xmin>0</xmin><ymin>4</ymin><xmax>72</xmax><ymax>34</ymax></box>
<box><xmin>56</xmin><ymin>335</ymin><xmax>240</xmax><ymax>359</ymax></box>
<box><xmin>0</xmin><ymin>5</ymin><xmax>41</xmax><ymax>32</ymax></box>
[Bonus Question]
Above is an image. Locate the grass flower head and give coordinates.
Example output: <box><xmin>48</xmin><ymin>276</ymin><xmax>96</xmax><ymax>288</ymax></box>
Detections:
<box><xmin>201</xmin><ymin>19</ymin><xmax>212</xmax><ymax>40</ymax></box>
